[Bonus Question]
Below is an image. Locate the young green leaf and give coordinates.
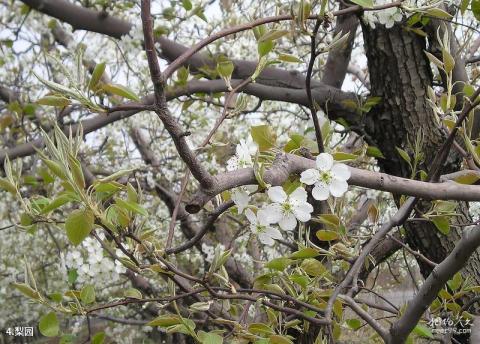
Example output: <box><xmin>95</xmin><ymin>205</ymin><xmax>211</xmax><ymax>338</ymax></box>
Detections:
<box><xmin>36</xmin><ymin>96</ymin><xmax>71</xmax><ymax>107</ymax></box>
<box><xmin>65</xmin><ymin>209</ymin><xmax>94</xmax><ymax>246</ymax></box>
<box><xmin>124</xmin><ymin>288</ymin><xmax>143</xmax><ymax>299</ymax></box>
<box><xmin>251</xmin><ymin>125</ymin><xmax>276</xmax><ymax>151</ymax></box>
<box><xmin>0</xmin><ymin>178</ymin><xmax>16</xmax><ymax>194</ymax></box>
<box><xmin>431</xmin><ymin>216</ymin><xmax>450</xmax><ymax>235</ymax></box>
<box><xmin>39</xmin><ymin>312</ymin><xmax>59</xmax><ymax>337</ymax></box>
<box><xmin>88</xmin><ymin>62</ymin><xmax>106</xmax><ymax>90</ymax></box>
<box><xmin>11</xmin><ymin>283</ymin><xmax>41</xmax><ymax>300</ymax></box>
<box><xmin>115</xmin><ymin>198</ymin><xmax>148</xmax><ymax>216</ymax></box>
<box><xmin>316</xmin><ymin>230</ymin><xmax>339</xmax><ymax>241</ymax></box>
<box><xmin>102</xmin><ymin>83</ymin><xmax>139</xmax><ymax>101</ymax></box>
<box><xmin>80</xmin><ymin>284</ymin><xmax>95</xmax><ymax>304</ymax></box>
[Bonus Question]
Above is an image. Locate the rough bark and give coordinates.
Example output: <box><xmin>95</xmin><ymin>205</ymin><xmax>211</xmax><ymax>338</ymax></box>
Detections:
<box><xmin>362</xmin><ymin>23</ymin><xmax>480</xmax><ymax>335</ymax></box>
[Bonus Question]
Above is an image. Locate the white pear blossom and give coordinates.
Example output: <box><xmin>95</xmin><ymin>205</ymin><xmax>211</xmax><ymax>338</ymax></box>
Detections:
<box><xmin>300</xmin><ymin>153</ymin><xmax>351</xmax><ymax>201</ymax></box>
<box><xmin>231</xmin><ymin>185</ymin><xmax>258</xmax><ymax>214</ymax></box>
<box><xmin>232</xmin><ymin>188</ymin><xmax>250</xmax><ymax>214</ymax></box>
<box><xmin>226</xmin><ymin>139</ymin><xmax>258</xmax><ymax>171</ymax></box>
<box><xmin>245</xmin><ymin>208</ymin><xmax>282</xmax><ymax>246</ymax></box>
<box><xmin>377</xmin><ymin>7</ymin><xmax>403</xmax><ymax>28</ymax></box>
<box><xmin>362</xmin><ymin>7</ymin><xmax>403</xmax><ymax>29</ymax></box>
<box><xmin>266</xmin><ymin>186</ymin><xmax>314</xmax><ymax>231</ymax></box>
<box><xmin>362</xmin><ymin>11</ymin><xmax>377</xmax><ymax>29</ymax></box>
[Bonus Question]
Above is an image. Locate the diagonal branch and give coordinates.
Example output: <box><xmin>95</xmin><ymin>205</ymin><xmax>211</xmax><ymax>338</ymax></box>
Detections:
<box><xmin>388</xmin><ymin>224</ymin><xmax>480</xmax><ymax>343</ymax></box>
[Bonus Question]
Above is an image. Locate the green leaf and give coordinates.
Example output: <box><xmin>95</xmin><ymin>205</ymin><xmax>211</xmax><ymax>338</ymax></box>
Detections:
<box><xmin>248</xmin><ymin>323</ymin><xmax>275</xmax><ymax>336</ymax></box>
<box><xmin>317</xmin><ymin>214</ymin><xmax>340</xmax><ymax>228</ymax></box>
<box><xmin>124</xmin><ymin>288</ymin><xmax>143</xmax><ymax>299</ymax></box>
<box><xmin>277</xmin><ymin>53</ymin><xmax>301</xmax><ymax>63</ymax></box>
<box><xmin>80</xmin><ymin>284</ymin><xmax>95</xmax><ymax>304</ymax></box>
<box><xmin>366</xmin><ymin>146</ymin><xmax>385</xmax><ymax>159</ymax></box>
<box><xmin>425</xmin><ymin>51</ymin><xmax>444</xmax><ymax>69</ymax></box>
<box><xmin>269</xmin><ymin>334</ymin><xmax>293</xmax><ymax>344</ymax></box>
<box><xmin>68</xmin><ymin>269</ymin><xmax>78</xmax><ymax>284</ymax></box>
<box><xmin>68</xmin><ymin>154</ymin><xmax>85</xmax><ymax>189</ymax></box>
<box><xmin>40</xmin><ymin>194</ymin><xmax>72</xmax><ymax>214</ymax></box>
<box><xmin>101</xmin><ymin>83</ymin><xmax>139</xmax><ymax>101</ymax></box>
<box><xmin>189</xmin><ymin>301</ymin><xmax>212</xmax><ymax>311</ymax></box>
<box><xmin>36</xmin><ymin>96</ymin><xmax>71</xmax><ymax>107</ymax></box>
<box><xmin>147</xmin><ymin>314</ymin><xmax>183</xmax><ymax>327</ymax></box>
<box><xmin>258</xmin><ymin>30</ymin><xmax>289</xmax><ymax>42</ymax></box>
<box><xmin>396</xmin><ymin>147</ymin><xmax>411</xmax><ymax>164</ymax></box>
<box><xmin>0</xmin><ymin>178</ymin><xmax>16</xmax><ymax>193</ymax></box>
<box><xmin>216</xmin><ymin>59</ymin><xmax>234</xmax><ymax>78</ymax></box>
<box><xmin>349</xmin><ymin>0</ymin><xmax>373</xmax><ymax>8</ymax></box>
<box><xmin>266</xmin><ymin>258</ymin><xmax>293</xmax><ymax>271</ymax></box>
<box><xmin>115</xmin><ymin>198</ymin><xmax>148</xmax><ymax>216</ymax></box>
<box><xmin>426</xmin><ymin>8</ymin><xmax>453</xmax><ymax>19</ymax></box>
<box><xmin>251</xmin><ymin>125</ymin><xmax>276</xmax><ymax>151</ymax></box>
<box><xmin>300</xmin><ymin>258</ymin><xmax>329</xmax><ymax>277</ymax></box>
<box><xmin>92</xmin><ymin>332</ymin><xmax>105</xmax><ymax>344</ymax></box>
<box><xmin>448</xmin><ymin>272</ymin><xmax>463</xmax><ymax>291</ymax></box>
<box><xmin>198</xmin><ymin>331</ymin><xmax>223</xmax><ymax>344</ymax></box>
<box><xmin>181</xmin><ymin>0</ymin><xmax>193</xmax><ymax>10</ymax></box>
<box><xmin>43</xmin><ymin>159</ymin><xmax>67</xmax><ymax>180</ymax></box>
<box><xmin>331</xmin><ymin>152</ymin><xmax>358</xmax><ymax>161</ymax></box>
<box><xmin>461</xmin><ymin>0</ymin><xmax>470</xmax><ymax>14</ymax></box>
<box><xmin>65</xmin><ymin>209</ymin><xmax>94</xmax><ymax>246</ymax></box>
<box><xmin>20</xmin><ymin>213</ymin><xmax>33</xmax><ymax>226</ymax></box>
<box><xmin>89</xmin><ymin>62</ymin><xmax>106</xmax><ymax>90</ymax></box>
<box><xmin>346</xmin><ymin>318</ymin><xmax>362</xmax><ymax>330</ymax></box>
<box><xmin>97</xmin><ymin>168</ymin><xmax>135</xmax><ymax>183</ymax></box>
<box><xmin>39</xmin><ymin>312</ymin><xmax>59</xmax><ymax>337</ymax></box>
<box><xmin>431</xmin><ymin>216</ymin><xmax>450</xmax><ymax>235</ymax></box>
<box><xmin>442</xmin><ymin>49</ymin><xmax>455</xmax><ymax>73</ymax></box>
<box><xmin>413</xmin><ymin>323</ymin><xmax>434</xmax><ymax>339</ymax></box>
<box><xmin>258</xmin><ymin>40</ymin><xmax>275</xmax><ymax>57</ymax></box>
<box><xmin>289</xmin><ymin>247</ymin><xmax>319</xmax><ymax>259</ymax></box>
<box><xmin>316</xmin><ymin>230</ymin><xmax>339</xmax><ymax>241</ymax></box>
<box><xmin>11</xmin><ymin>283</ymin><xmax>40</xmax><ymax>300</ymax></box>
<box><xmin>454</xmin><ymin>172</ymin><xmax>480</xmax><ymax>184</ymax></box>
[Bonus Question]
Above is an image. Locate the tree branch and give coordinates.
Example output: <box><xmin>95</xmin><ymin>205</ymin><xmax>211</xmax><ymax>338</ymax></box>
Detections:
<box><xmin>388</xmin><ymin>224</ymin><xmax>480</xmax><ymax>343</ymax></box>
<box><xmin>185</xmin><ymin>153</ymin><xmax>480</xmax><ymax>213</ymax></box>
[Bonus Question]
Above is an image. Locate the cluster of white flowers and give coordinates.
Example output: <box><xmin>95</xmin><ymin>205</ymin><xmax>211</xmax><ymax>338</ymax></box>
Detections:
<box><xmin>363</xmin><ymin>6</ymin><xmax>403</xmax><ymax>29</ymax></box>
<box><xmin>227</xmin><ymin>140</ymin><xmax>351</xmax><ymax>246</ymax></box>
<box><xmin>64</xmin><ymin>234</ymin><xmax>126</xmax><ymax>285</ymax></box>
<box><xmin>227</xmin><ymin>138</ymin><xmax>259</xmax><ymax>214</ymax></box>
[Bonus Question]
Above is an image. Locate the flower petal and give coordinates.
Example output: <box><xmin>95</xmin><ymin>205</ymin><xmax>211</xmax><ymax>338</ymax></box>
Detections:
<box><xmin>244</xmin><ymin>184</ymin><xmax>258</xmax><ymax>193</ymax></box>
<box><xmin>279</xmin><ymin>213</ymin><xmax>297</xmax><ymax>231</ymax></box>
<box><xmin>331</xmin><ymin>163</ymin><xmax>351</xmax><ymax>181</ymax></box>
<box><xmin>312</xmin><ymin>183</ymin><xmax>330</xmax><ymax>201</ymax></box>
<box><xmin>245</xmin><ymin>208</ymin><xmax>257</xmax><ymax>225</ymax></box>
<box><xmin>265</xmin><ymin>226</ymin><xmax>283</xmax><ymax>240</ymax></box>
<box><xmin>330</xmin><ymin>178</ymin><xmax>349</xmax><ymax>197</ymax></box>
<box><xmin>300</xmin><ymin>169</ymin><xmax>320</xmax><ymax>185</ymax></box>
<box><xmin>289</xmin><ymin>187</ymin><xmax>308</xmax><ymax>203</ymax></box>
<box><xmin>258</xmin><ymin>233</ymin><xmax>275</xmax><ymax>246</ymax></box>
<box><xmin>232</xmin><ymin>189</ymin><xmax>250</xmax><ymax>214</ymax></box>
<box><xmin>316</xmin><ymin>153</ymin><xmax>334</xmax><ymax>171</ymax></box>
<box><xmin>268</xmin><ymin>186</ymin><xmax>287</xmax><ymax>203</ymax></box>
<box><xmin>265</xmin><ymin>204</ymin><xmax>283</xmax><ymax>224</ymax></box>
<box><xmin>293</xmin><ymin>203</ymin><xmax>313</xmax><ymax>222</ymax></box>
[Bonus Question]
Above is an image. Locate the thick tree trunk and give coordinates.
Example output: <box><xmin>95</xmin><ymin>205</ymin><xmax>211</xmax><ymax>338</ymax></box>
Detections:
<box><xmin>362</xmin><ymin>24</ymin><xmax>480</xmax><ymax>341</ymax></box>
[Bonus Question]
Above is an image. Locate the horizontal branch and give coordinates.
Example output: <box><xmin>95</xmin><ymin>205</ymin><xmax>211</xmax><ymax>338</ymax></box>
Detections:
<box><xmin>186</xmin><ymin>153</ymin><xmax>480</xmax><ymax>213</ymax></box>
<box><xmin>0</xmin><ymin>76</ymin><xmax>359</xmax><ymax>163</ymax></box>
